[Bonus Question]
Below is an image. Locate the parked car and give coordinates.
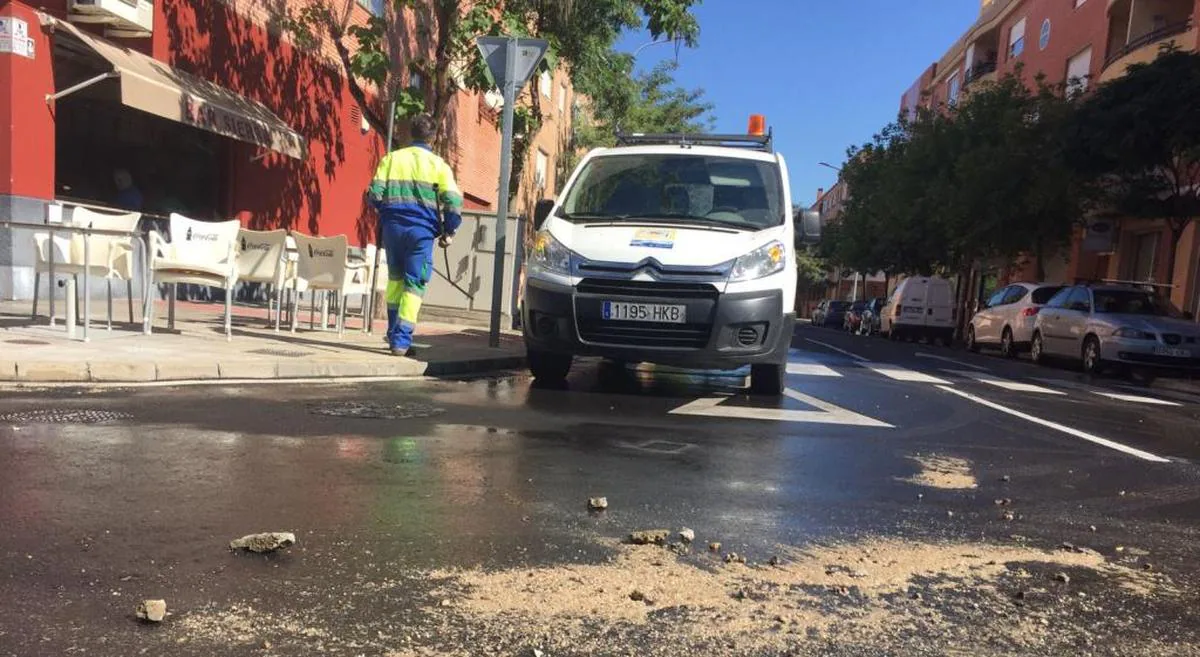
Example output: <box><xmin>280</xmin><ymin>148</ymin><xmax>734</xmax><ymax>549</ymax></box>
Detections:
<box><xmin>812</xmin><ymin>300</ymin><xmax>850</xmax><ymax>328</ymax></box>
<box><xmin>880</xmin><ymin>276</ymin><xmax>955</xmax><ymax>343</ymax></box>
<box><xmin>1030</xmin><ymin>284</ymin><xmax>1200</xmax><ymax>376</ymax></box>
<box><xmin>842</xmin><ymin>300</ymin><xmax>869</xmax><ymax>333</ymax></box>
<box><xmin>966</xmin><ymin>282</ymin><xmax>1065</xmax><ymax>357</ymax></box>
<box><xmin>858</xmin><ymin>297</ymin><xmax>885</xmax><ymax>336</ymax></box>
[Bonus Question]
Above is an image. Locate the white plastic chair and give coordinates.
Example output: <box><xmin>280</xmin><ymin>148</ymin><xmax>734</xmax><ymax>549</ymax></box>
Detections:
<box><xmin>289</xmin><ymin>233</ymin><xmax>370</xmax><ymax>336</ymax></box>
<box><xmin>147</xmin><ymin>214</ymin><xmax>241</xmax><ymax>340</ymax></box>
<box><xmin>31</xmin><ymin>207</ymin><xmax>141</xmax><ymax>329</ymax></box>
<box><xmin>361</xmin><ymin>243</ymin><xmax>389</xmax><ymax>334</ymax></box>
<box><xmin>236</xmin><ymin>228</ymin><xmax>290</xmax><ymax>332</ymax></box>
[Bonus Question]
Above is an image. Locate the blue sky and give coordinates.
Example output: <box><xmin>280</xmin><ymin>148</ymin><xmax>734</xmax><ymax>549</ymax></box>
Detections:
<box><xmin>617</xmin><ymin>0</ymin><xmax>979</xmax><ymax>207</ymax></box>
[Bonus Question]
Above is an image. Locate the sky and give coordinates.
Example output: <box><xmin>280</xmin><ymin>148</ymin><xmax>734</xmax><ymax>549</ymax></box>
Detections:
<box><xmin>616</xmin><ymin>0</ymin><xmax>980</xmax><ymax>207</ymax></box>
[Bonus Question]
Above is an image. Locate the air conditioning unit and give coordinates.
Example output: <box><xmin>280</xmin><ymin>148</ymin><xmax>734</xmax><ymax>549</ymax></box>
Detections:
<box><xmin>69</xmin><ymin>0</ymin><xmax>153</xmax><ymax>38</ymax></box>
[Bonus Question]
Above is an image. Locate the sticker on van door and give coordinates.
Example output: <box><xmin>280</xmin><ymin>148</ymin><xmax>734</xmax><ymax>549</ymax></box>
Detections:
<box><xmin>631</xmin><ymin>228</ymin><xmax>676</xmax><ymax>249</ymax></box>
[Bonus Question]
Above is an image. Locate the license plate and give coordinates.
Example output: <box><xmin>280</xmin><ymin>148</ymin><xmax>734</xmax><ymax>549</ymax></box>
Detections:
<box><xmin>903</xmin><ymin>306</ymin><xmax>924</xmax><ymax>315</ymax></box>
<box><xmin>602</xmin><ymin>301</ymin><xmax>686</xmax><ymax>323</ymax></box>
<box><xmin>1154</xmin><ymin>346</ymin><xmax>1191</xmax><ymax>358</ymax></box>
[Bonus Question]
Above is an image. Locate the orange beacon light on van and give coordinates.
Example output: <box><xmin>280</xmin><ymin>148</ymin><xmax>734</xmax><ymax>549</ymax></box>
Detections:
<box><xmin>747</xmin><ymin>114</ymin><xmax>766</xmax><ymax>136</ymax></box>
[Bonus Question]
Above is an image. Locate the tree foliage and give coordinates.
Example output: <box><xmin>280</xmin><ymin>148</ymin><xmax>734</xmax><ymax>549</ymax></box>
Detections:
<box><xmin>825</xmin><ymin>70</ymin><xmax>1090</xmax><ymax>281</ymax></box>
<box><xmin>573</xmin><ymin>60</ymin><xmax>714</xmax><ymax>150</ymax></box>
<box><xmin>277</xmin><ymin>0</ymin><xmax>703</xmax><ymax>155</ymax></box>
<box><xmin>1069</xmin><ymin>46</ymin><xmax>1200</xmax><ymax>285</ymax></box>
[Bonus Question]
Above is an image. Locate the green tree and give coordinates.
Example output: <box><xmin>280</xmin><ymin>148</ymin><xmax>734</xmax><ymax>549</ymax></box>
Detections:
<box><xmin>1070</xmin><ymin>46</ymin><xmax>1200</xmax><ymax>287</ymax></box>
<box><xmin>574</xmin><ymin>60</ymin><xmax>714</xmax><ymax>149</ymax></box>
<box><xmin>277</xmin><ymin>0</ymin><xmax>702</xmax><ymax>155</ymax></box>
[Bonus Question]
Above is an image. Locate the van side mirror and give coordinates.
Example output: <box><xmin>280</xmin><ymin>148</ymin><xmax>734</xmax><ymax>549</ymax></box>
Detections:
<box><xmin>797</xmin><ymin>210</ymin><xmax>821</xmax><ymax>245</ymax></box>
<box><xmin>533</xmin><ymin>199</ymin><xmax>555</xmax><ymax>231</ymax></box>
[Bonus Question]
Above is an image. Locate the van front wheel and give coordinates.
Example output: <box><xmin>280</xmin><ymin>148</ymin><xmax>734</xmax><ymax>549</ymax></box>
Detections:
<box><xmin>528</xmin><ymin>349</ymin><xmax>573</xmax><ymax>383</ymax></box>
<box><xmin>750</xmin><ymin>362</ymin><xmax>786</xmax><ymax>396</ymax></box>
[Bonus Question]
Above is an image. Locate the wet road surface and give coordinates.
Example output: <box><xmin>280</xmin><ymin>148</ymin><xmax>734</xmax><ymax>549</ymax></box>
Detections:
<box><xmin>2</xmin><ymin>323</ymin><xmax>1200</xmax><ymax>656</ymax></box>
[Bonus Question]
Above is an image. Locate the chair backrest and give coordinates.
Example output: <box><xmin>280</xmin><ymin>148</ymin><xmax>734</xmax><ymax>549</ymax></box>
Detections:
<box><xmin>365</xmin><ymin>243</ymin><xmax>389</xmax><ymax>292</ymax></box>
<box><xmin>168</xmin><ymin>214</ymin><xmax>240</xmax><ymax>266</ymax></box>
<box><xmin>69</xmin><ymin>207</ymin><xmax>142</xmax><ymax>267</ymax></box>
<box><xmin>291</xmin><ymin>233</ymin><xmax>349</xmax><ymax>289</ymax></box>
<box><xmin>236</xmin><ymin>228</ymin><xmax>289</xmax><ymax>282</ymax></box>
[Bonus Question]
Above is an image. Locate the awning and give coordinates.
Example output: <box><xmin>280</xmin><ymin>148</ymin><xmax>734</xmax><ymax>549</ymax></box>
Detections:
<box><xmin>40</xmin><ymin>14</ymin><xmax>306</xmax><ymax>160</ymax></box>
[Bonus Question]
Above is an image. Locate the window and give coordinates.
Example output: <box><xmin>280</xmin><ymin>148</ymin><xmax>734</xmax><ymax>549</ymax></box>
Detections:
<box><xmin>534</xmin><ymin>150</ymin><xmax>549</xmax><ymax>190</ymax></box>
<box><xmin>1065</xmin><ymin>288</ymin><xmax>1092</xmax><ymax>312</ymax></box>
<box><xmin>1066</xmin><ymin>47</ymin><xmax>1093</xmax><ymax>96</ymax></box>
<box><xmin>1131</xmin><ymin>232</ymin><xmax>1159</xmax><ymax>282</ymax></box>
<box><xmin>1093</xmin><ymin>289</ymin><xmax>1165</xmax><ymax>316</ymax></box>
<box><xmin>1075</xmin><ymin>0</ymin><xmax>1087</xmax><ymax>7</ymax></box>
<box><xmin>1009</xmin><ymin>17</ymin><xmax>1027</xmax><ymax>58</ymax></box>
<box><xmin>539</xmin><ymin>70</ymin><xmax>552</xmax><ymax>99</ymax></box>
<box><xmin>987</xmin><ymin>287</ymin><xmax>1010</xmax><ymax>308</ymax></box>
<box><xmin>558</xmin><ymin>83</ymin><xmax>567</xmax><ymax>115</ymax></box>
<box><xmin>1039</xmin><ymin>19</ymin><xmax>1051</xmax><ymax>50</ymax></box>
<box><xmin>560</xmin><ymin>153</ymin><xmax>786</xmax><ymax>230</ymax></box>
<box><xmin>1003</xmin><ymin>286</ymin><xmax>1030</xmax><ymax>305</ymax></box>
<box><xmin>948</xmin><ymin>74</ymin><xmax>961</xmax><ymax>105</ymax></box>
<box><xmin>358</xmin><ymin>0</ymin><xmax>385</xmax><ymax>15</ymax></box>
<box><xmin>1045</xmin><ymin>287</ymin><xmax>1074</xmax><ymax>308</ymax></box>
<box><xmin>1031</xmin><ymin>286</ymin><xmax>1065</xmax><ymax>304</ymax></box>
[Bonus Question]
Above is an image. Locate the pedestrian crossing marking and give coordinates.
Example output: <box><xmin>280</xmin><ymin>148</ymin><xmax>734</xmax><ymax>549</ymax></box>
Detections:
<box><xmin>787</xmin><ymin>362</ymin><xmax>842</xmax><ymax>377</ymax></box>
<box><xmin>865</xmin><ymin>364</ymin><xmax>952</xmax><ymax>385</ymax></box>
<box><xmin>942</xmin><ymin>370</ymin><xmax>1066</xmax><ymax>395</ymax></box>
<box><xmin>670</xmin><ymin>388</ymin><xmax>894</xmax><ymax>427</ymax></box>
<box><xmin>1031</xmin><ymin>378</ymin><xmax>1182</xmax><ymax>407</ymax></box>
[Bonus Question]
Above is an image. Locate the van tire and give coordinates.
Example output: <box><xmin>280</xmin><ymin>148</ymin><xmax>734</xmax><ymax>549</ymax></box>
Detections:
<box><xmin>528</xmin><ymin>349</ymin><xmax>572</xmax><ymax>383</ymax></box>
<box><xmin>750</xmin><ymin>362</ymin><xmax>785</xmax><ymax>396</ymax></box>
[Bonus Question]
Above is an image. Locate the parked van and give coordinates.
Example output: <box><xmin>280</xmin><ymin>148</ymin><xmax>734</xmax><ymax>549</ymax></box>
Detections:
<box><xmin>880</xmin><ymin>276</ymin><xmax>955</xmax><ymax>343</ymax></box>
<box><xmin>519</xmin><ymin>118</ymin><xmax>820</xmax><ymax>395</ymax></box>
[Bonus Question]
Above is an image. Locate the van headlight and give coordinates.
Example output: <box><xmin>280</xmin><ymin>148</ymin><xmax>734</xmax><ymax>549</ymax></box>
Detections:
<box><xmin>529</xmin><ymin>230</ymin><xmax>573</xmax><ymax>276</ymax></box>
<box><xmin>730</xmin><ymin>240</ymin><xmax>787</xmax><ymax>281</ymax></box>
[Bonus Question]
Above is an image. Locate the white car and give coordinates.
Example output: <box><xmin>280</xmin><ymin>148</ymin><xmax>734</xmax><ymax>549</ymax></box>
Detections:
<box><xmin>966</xmin><ymin>282</ymin><xmax>1065</xmax><ymax>357</ymax></box>
<box><xmin>520</xmin><ymin>121</ymin><xmax>819</xmax><ymax>396</ymax></box>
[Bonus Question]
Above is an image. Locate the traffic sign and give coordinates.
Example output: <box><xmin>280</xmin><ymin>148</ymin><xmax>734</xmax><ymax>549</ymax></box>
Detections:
<box><xmin>476</xmin><ymin>36</ymin><xmax>548</xmax><ymax>93</ymax></box>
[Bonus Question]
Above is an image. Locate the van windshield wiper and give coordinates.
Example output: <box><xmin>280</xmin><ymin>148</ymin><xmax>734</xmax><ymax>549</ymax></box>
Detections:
<box><xmin>588</xmin><ymin>213</ymin><xmax>757</xmax><ymax>230</ymax></box>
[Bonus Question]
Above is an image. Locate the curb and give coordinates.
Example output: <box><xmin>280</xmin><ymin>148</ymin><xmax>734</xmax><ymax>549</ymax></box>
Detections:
<box><xmin>0</xmin><ymin>353</ymin><xmax>527</xmax><ymax>385</ymax></box>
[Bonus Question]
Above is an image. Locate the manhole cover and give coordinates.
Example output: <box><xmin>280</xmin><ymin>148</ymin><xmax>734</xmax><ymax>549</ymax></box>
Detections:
<box><xmin>307</xmin><ymin>401</ymin><xmax>444</xmax><ymax>420</ymax></box>
<box><xmin>247</xmin><ymin>348</ymin><xmax>313</xmax><ymax>358</ymax></box>
<box><xmin>0</xmin><ymin>409</ymin><xmax>132</xmax><ymax>424</ymax></box>
<box><xmin>4</xmin><ymin>339</ymin><xmax>50</xmax><ymax>345</ymax></box>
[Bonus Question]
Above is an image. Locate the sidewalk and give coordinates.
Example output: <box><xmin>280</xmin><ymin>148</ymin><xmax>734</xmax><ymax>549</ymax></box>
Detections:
<box><xmin>0</xmin><ymin>299</ymin><xmax>526</xmax><ymax>384</ymax></box>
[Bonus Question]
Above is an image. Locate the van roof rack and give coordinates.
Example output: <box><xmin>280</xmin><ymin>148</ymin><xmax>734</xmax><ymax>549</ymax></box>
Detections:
<box><xmin>614</xmin><ymin>130</ymin><xmax>773</xmax><ymax>152</ymax></box>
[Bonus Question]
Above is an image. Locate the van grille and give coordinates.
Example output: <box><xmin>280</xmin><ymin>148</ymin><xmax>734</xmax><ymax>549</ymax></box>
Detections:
<box><xmin>575</xmin><ymin>278</ymin><xmax>716</xmax><ymax>348</ymax></box>
<box><xmin>577</xmin><ymin>319</ymin><xmax>711</xmax><ymax>348</ymax></box>
<box><xmin>576</xmin><ymin>279</ymin><xmax>718</xmax><ymax>300</ymax></box>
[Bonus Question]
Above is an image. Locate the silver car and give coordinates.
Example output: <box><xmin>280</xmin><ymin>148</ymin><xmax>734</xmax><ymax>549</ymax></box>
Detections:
<box><xmin>1031</xmin><ymin>285</ymin><xmax>1200</xmax><ymax>375</ymax></box>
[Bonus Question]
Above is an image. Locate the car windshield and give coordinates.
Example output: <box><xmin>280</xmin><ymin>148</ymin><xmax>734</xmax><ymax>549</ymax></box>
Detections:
<box><xmin>558</xmin><ymin>153</ymin><xmax>784</xmax><ymax>230</ymax></box>
<box><xmin>829</xmin><ymin>301</ymin><xmax>850</xmax><ymax>311</ymax></box>
<box><xmin>1031</xmin><ymin>286</ymin><xmax>1064</xmax><ymax>304</ymax></box>
<box><xmin>1092</xmin><ymin>290</ymin><xmax>1166</xmax><ymax>316</ymax></box>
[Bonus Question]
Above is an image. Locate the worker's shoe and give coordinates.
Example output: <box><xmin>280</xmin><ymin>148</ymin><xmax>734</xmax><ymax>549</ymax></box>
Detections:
<box><xmin>390</xmin><ymin>347</ymin><xmax>409</xmax><ymax>358</ymax></box>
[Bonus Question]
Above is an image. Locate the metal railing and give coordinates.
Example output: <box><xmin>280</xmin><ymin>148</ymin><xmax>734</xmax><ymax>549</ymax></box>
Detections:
<box><xmin>1103</xmin><ymin>19</ymin><xmax>1194</xmax><ymax>70</ymax></box>
<box><xmin>964</xmin><ymin>60</ymin><xmax>998</xmax><ymax>85</ymax></box>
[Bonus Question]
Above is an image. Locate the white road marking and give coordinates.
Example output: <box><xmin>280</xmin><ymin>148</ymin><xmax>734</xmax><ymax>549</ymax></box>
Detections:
<box><xmin>935</xmin><ymin>385</ymin><xmax>1170</xmax><ymax>463</ymax></box>
<box><xmin>914</xmin><ymin>352</ymin><xmax>990</xmax><ymax>371</ymax></box>
<box><xmin>865</xmin><ymin>364</ymin><xmax>953</xmax><ymax>385</ymax></box>
<box><xmin>805</xmin><ymin>339</ymin><xmax>872</xmax><ymax>363</ymax></box>
<box><xmin>787</xmin><ymin>362</ymin><xmax>843</xmax><ymax>377</ymax></box>
<box><xmin>943</xmin><ymin>370</ymin><xmax>1066</xmax><ymax>395</ymax></box>
<box><xmin>670</xmin><ymin>388</ymin><xmax>893</xmax><ymax>427</ymax></box>
<box><xmin>1030</xmin><ymin>378</ymin><xmax>1183</xmax><ymax>407</ymax></box>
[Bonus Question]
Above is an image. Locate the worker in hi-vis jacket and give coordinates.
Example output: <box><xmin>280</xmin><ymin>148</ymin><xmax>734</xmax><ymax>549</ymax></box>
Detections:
<box><xmin>367</xmin><ymin>113</ymin><xmax>463</xmax><ymax>356</ymax></box>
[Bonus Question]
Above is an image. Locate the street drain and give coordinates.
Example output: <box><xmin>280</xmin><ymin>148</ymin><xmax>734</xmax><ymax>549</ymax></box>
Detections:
<box><xmin>248</xmin><ymin>348</ymin><xmax>313</xmax><ymax>358</ymax></box>
<box><xmin>4</xmin><ymin>339</ymin><xmax>50</xmax><ymax>345</ymax></box>
<box><xmin>307</xmin><ymin>401</ymin><xmax>444</xmax><ymax>420</ymax></box>
<box><xmin>0</xmin><ymin>409</ymin><xmax>132</xmax><ymax>424</ymax></box>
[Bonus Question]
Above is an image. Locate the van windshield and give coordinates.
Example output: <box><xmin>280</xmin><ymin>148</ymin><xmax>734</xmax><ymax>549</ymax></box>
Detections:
<box><xmin>559</xmin><ymin>153</ymin><xmax>785</xmax><ymax>230</ymax></box>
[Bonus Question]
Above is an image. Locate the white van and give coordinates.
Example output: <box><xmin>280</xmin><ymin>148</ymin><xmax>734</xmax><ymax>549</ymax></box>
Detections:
<box><xmin>880</xmin><ymin>276</ymin><xmax>955</xmax><ymax>343</ymax></box>
<box><xmin>520</xmin><ymin>121</ymin><xmax>820</xmax><ymax>396</ymax></box>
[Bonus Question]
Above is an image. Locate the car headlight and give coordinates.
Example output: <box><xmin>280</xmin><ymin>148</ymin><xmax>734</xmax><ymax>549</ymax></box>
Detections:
<box><xmin>1112</xmin><ymin>327</ymin><xmax>1152</xmax><ymax>339</ymax></box>
<box><xmin>730</xmin><ymin>240</ymin><xmax>787</xmax><ymax>282</ymax></box>
<box><xmin>529</xmin><ymin>230</ymin><xmax>573</xmax><ymax>276</ymax></box>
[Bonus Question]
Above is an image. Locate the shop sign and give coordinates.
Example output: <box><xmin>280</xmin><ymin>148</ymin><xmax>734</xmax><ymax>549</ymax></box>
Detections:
<box><xmin>0</xmin><ymin>17</ymin><xmax>36</xmax><ymax>59</ymax></box>
<box><xmin>182</xmin><ymin>94</ymin><xmax>275</xmax><ymax>150</ymax></box>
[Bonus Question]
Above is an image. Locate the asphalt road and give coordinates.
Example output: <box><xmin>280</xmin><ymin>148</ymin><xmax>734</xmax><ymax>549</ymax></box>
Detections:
<box><xmin>2</xmin><ymin>324</ymin><xmax>1200</xmax><ymax>656</ymax></box>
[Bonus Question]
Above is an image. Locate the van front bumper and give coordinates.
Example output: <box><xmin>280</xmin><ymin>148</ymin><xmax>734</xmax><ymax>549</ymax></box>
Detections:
<box><xmin>521</xmin><ymin>278</ymin><xmax>794</xmax><ymax>369</ymax></box>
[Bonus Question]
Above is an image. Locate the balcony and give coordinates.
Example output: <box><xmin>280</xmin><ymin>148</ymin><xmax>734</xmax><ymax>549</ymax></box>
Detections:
<box><xmin>964</xmin><ymin>60</ymin><xmax>998</xmax><ymax>86</ymax></box>
<box><xmin>1100</xmin><ymin>19</ymin><xmax>1196</xmax><ymax>83</ymax></box>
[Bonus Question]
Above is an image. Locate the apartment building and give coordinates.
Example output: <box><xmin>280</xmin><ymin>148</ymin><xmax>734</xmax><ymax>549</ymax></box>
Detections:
<box><xmin>0</xmin><ymin>0</ymin><xmax>574</xmax><ymax>299</ymax></box>
<box><xmin>810</xmin><ymin>182</ymin><xmax>887</xmax><ymax>304</ymax></box>
<box><xmin>899</xmin><ymin>0</ymin><xmax>1200</xmax><ymax>317</ymax></box>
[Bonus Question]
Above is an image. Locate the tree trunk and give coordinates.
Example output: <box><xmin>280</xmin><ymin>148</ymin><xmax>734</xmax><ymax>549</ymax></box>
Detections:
<box><xmin>1034</xmin><ymin>238</ymin><xmax>1047</xmax><ymax>282</ymax></box>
